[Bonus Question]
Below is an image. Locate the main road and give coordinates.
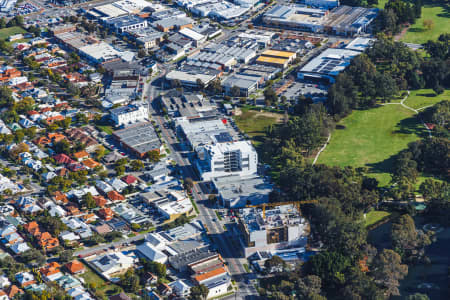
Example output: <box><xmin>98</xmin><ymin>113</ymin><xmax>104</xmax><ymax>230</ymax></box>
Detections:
<box><xmin>144</xmin><ymin>72</ymin><xmax>259</xmax><ymax>299</ymax></box>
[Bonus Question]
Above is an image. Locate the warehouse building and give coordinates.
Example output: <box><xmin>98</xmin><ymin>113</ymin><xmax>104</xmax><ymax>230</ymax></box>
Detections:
<box><xmin>112</xmin><ymin>122</ymin><xmax>162</xmax><ymax>158</ymax></box>
<box><xmin>222</xmin><ymin>74</ymin><xmax>260</xmax><ymax>97</ymax></box>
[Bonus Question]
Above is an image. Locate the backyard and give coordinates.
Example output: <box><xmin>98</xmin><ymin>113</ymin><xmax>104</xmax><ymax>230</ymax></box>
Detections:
<box><xmin>79</xmin><ymin>266</ymin><xmax>122</xmax><ymax>298</ymax></box>
<box><xmin>364</xmin><ymin>210</ymin><xmax>391</xmax><ymax>228</ymax></box>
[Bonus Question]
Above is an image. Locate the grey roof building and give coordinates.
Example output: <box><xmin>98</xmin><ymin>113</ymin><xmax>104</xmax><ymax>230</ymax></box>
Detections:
<box><xmin>212</xmin><ymin>175</ymin><xmax>272</xmax><ymax>208</ymax></box>
<box><xmin>112</xmin><ymin>122</ymin><xmax>162</xmax><ymax>158</ymax></box>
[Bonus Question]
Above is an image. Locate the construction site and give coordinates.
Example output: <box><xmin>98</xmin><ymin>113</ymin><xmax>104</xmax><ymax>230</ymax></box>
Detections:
<box><xmin>237</xmin><ymin>203</ymin><xmax>313</xmax><ymax>257</ymax></box>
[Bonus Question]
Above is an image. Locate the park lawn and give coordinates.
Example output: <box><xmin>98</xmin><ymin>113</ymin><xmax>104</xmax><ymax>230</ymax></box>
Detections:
<box><xmin>317</xmin><ymin>104</ymin><xmax>426</xmax><ymax>186</ymax></box>
<box><xmin>364</xmin><ymin>210</ymin><xmax>391</xmax><ymax>227</ymax></box>
<box><xmin>403</xmin><ymin>89</ymin><xmax>450</xmax><ymax>110</ymax></box>
<box><xmin>233</xmin><ymin>110</ymin><xmax>282</xmax><ymax>146</ymax></box>
<box><xmin>79</xmin><ymin>268</ymin><xmax>122</xmax><ymax>297</ymax></box>
<box><xmin>0</xmin><ymin>27</ymin><xmax>26</xmax><ymax>40</ymax></box>
<box><xmin>402</xmin><ymin>3</ymin><xmax>450</xmax><ymax>44</ymax></box>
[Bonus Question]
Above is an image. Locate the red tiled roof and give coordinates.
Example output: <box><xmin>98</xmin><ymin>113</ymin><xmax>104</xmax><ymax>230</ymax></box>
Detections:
<box><xmin>121</xmin><ymin>175</ymin><xmax>137</xmax><ymax>185</ymax></box>
<box><xmin>54</xmin><ymin>154</ymin><xmax>75</xmax><ymax>165</ymax></box>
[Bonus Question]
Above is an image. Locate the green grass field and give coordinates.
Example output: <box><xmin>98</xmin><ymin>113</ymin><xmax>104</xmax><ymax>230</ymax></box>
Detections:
<box><xmin>402</xmin><ymin>3</ymin><xmax>450</xmax><ymax>44</ymax></box>
<box><xmin>0</xmin><ymin>27</ymin><xmax>26</xmax><ymax>40</ymax></box>
<box><xmin>364</xmin><ymin>210</ymin><xmax>391</xmax><ymax>227</ymax></box>
<box><xmin>233</xmin><ymin>110</ymin><xmax>281</xmax><ymax>146</ymax></box>
<box><xmin>404</xmin><ymin>89</ymin><xmax>450</xmax><ymax>110</ymax></box>
<box><xmin>317</xmin><ymin>103</ymin><xmax>427</xmax><ymax>186</ymax></box>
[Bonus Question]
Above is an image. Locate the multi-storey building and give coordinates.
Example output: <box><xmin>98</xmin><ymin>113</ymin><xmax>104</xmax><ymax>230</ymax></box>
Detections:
<box><xmin>196</xmin><ymin>140</ymin><xmax>258</xmax><ymax>181</ymax></box>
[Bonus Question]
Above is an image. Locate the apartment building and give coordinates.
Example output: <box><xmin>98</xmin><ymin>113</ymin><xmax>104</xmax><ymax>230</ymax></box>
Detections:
<box><xmin>196</xmin><ymin>141</ymin><xmax>258</xmax><ymax>181</ymax></box>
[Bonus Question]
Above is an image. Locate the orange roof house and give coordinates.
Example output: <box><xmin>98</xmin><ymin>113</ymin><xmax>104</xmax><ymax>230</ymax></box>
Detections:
<box><xmin>40</xmin><ymin>262</ymin><xmax>61</xmax><ymax>278</ymax></box>
<box><xmin>73</xmin><ymin>150</ymin><xmax>89</xmax><ymax>161</ymax></box>
<box><xmin>82</xmin><ymin>158</ymin><xmax>101</xmax><ymax>169</ymax></box>
<box><xmin>54</xmin><ymin>191</ymin><xmax>68</xmax><ymax>204</ymax></box>
<box><xmin>65</xmin><ymin>260</ymin><xmax>85</xmax><ymax>274</ymax></box>
<box><xmin>107</xmin><ymin>191</ymin><xmax>125</xmax><ymax>202</ymax></box>
<box><xmin>65</xmin><ymin>203</ymin><xmax>80</xmax><ymax>216</ymax></box>
<box><xmin>46</xmin><ymin>115</ymin><xmax>65</xmax><ymax>124</ymax></box>
<box><xmin>5</xmin><ymin>285</ymin><xmax>24</xmax><ymax>298</ymax></box>
<box><xmin>82</xmin><ymin>213</ymin><xmax>96</xmax><ymax>223</ymax></box>
<box><xmin>24</xmin><ymin>221</ymin><xmax>40</xmax><ymax>236</ymax></box>
<box><xmin>33</xmin><ymin>136</ymin><xmax>51</xmax><ymax>146</ymax></box>
<box><xmin>93</xmin><ymin>195</ymin><xmax>107</xmax><ymax>207</ymax></box>
<box><xmin>57</xmin><ymin>168</ymin><xmax>69</xmax><ymax>177</ymax></box>
<box><xmin>48</xmin><ymin>132</ymin><xmax>66</xmax><ymax>143</ymax></box>
<box><xmin>98</xmin><ymin>207</ymin><xmax>114</xmax><ymax>221</ymax></box>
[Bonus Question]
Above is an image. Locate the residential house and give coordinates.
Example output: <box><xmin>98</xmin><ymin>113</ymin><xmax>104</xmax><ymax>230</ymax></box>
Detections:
<box><xmin>53</xmin><ymin>191</ymin><xmax>69</xmax><ymax>204</ymax></box>
<box><xmin>121</xmin><ymin>175</ymin><xmax>137</xmax><ymax>185</ymax></box>
<box><xmin>0</xmin><ymin>289</ymin><xmax>7</xmax><ymax>300</ymax></box>
<box><xmin>73</xmin><ymin>151</ymin><xmax>89</xmax><ymax>161</ymax></box>
<box><xmin>91</xmin><ymin>252</ymin><xmax>136</xmax><ymax>279</ymax></box>
<box><xmin>15</xmin><ymin>272</ymin><xmax>35</xmax><ymax>288</ymax></box>
<box><xmin>107</xmin><ymin>191</ymin><xmax>125</xmax><ymax>202</ymax></box>
<box><xmin>37</xmin><ymin>231</ymin><xmax>60</xmax><ymax>251</ymax></box>
<box><xmin>107</xmin><ymin>178</ymin><xmax>128</xmax><ymax>192</ymax></box>
<box><xmin>65</xmin><ymin>260</ymin><xmax>85</xmax><ymax>275</ymax></box>
<box><xmin>5</xmin><ymin>285</ymin><xmax>23</xmax><ymax>299</ymax></box>
<box><xmin>98</xmin><ymin>208</ymin><xmax>114</xmax><ymax>221</ymax></box>
<box><xmin>93</xmin><ymin>223</ymin><xmax>112</xmax><ymax>235</ymax></box>
<box><xmin>0</xmin><ymin>275</ymin><xmax>10</xmax><ymax>289</ymax></box>
<box><xmin>93</xmin><ymin>195</ymin><xmax>107</xmax><ymax>207</ymax></box>
<box><xmin>40</xmin><ymin>262</ymin><xmax>63</xmax><ymax>281</ymax></box>
<box><xmin>10</xmin><ymin>242</ymin><xmax>30</xmax><ymax>254</ymax></box>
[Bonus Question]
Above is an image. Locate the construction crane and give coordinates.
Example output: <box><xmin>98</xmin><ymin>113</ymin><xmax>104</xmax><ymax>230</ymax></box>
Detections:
<box><xmin>246</xmin><ymin>200</ymin><xmax>318</xmax><ymax>218</ymax></box>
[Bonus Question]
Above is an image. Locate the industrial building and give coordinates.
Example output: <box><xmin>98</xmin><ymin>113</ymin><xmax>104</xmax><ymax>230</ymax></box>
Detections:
<box><xmin>238</xmin><ymin>204</ymin><xmax>308</xmax><ymax>257</ymax></box>
<box><xmin>263</xmin><ymin>4</ymin><xmax>378</xmax><ymax>36</ymax></box>
<box><xmin>222</xmin><ymin>74</ymin><xmax>260</xmax><ymax>97</ymax></box>
<box><xmin>263</xmin><ymin>5</ymin><xmax>328</xmax><ymax>33</ymax></box>
<box><xmin>112</xmin><ymin>122</ymin><xmax>162</xmax><ymax>158</ymax></box>
<box><xmin>196</xmin><ymin>140</ymin><xmax>258</xmax><ymax>181</ymax></box>
<box><xmin>165</xmin><ymin>67</ymin><xmax>220</xmax><ymax>88</ymax></box>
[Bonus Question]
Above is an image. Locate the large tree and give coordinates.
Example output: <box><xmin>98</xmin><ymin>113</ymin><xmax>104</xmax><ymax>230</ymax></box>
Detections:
<box><xmin>371</xmin><ymin>249</ymin><xmax>408</xmax><ymax>297</ymax></box>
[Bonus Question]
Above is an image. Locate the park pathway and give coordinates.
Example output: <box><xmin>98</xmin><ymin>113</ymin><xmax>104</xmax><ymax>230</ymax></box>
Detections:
<box><xmin>381</xmin><ymin>91</ymin><xmax>432</xmax><ymax>137</ymax></box>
